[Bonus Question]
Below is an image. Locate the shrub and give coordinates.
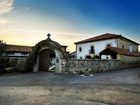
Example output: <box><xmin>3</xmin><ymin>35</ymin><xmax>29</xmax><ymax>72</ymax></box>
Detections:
<box><xmin>0</xmin><ymin>56</ymin><xmax>9</xmax><ymax>73</ymax></box>
<box><xmin>85</xmin><ymin>55</ymin><xmax>92</xmax><ymax>59</ymax></box>
<box><xmin>0</xmin><ymin>67</ymin><xmax>5</xmax><ymax>73</ymax></box>
<box><xmin>5</xmin><ymin>67</ymin><xmax>16</xmax><ymax>73</ymax></box>
<box><xmin>4</xmin><ymin>59</ymin><xmax>27</xmax><ymax>73</ymax></box>
<box><xmin>16</xmin><ymin>60</ymin><xmax>26</xmax><ymax>72</ymax></box>
<box><xmin>9</xmin><ymin>58</ymin><xmax>18</xmax><ymax>67</ymax></box>
<box><xmin>93</xmin><ymin>54</ymin><xmax>100</xmax><ymax>59</ymax></box>
<box><xmin>24</xmin><ymin>55</ymin><xmax>34</xmax><ymax>72</ymax></box>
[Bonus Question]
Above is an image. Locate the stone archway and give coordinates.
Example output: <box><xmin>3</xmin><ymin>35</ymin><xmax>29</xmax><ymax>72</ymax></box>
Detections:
<box><xmin>33</xmin><ymin>33</ymin><xmax>67</xmax><ymax>73</ymax></box>
<box><xmin>39</xmin><ymin>49</ymin><xmax>55</xmax><ymax>71</ymax></box>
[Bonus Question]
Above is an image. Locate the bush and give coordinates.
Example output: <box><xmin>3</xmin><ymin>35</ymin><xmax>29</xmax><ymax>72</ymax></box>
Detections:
<box><xmin>0</xmin><ymin>56</ymin><xmax>9</xmax><ymax>73</ymax></box>
<box><xmin>85</xmin><ymin>55</ymin><xmax>92</xmax><ymax>59</ymax></box>
<box><xmin>5</xmin><ymin>67</ymin><xmax>16</xmax><ymax>73</ymax></box>
<box><xmin>4</xmin><ymin>59</ymin><xmax>27</xmax><ymax>73</ymax></box>
<box><xmin>16</xmin><ymin>60</ymin><xmax>26</xmax><ymax>72</ymax></box>
<box><xmin>0</xmin><ymin>57</ymin><xmax>4</xmax><ymax>73</ymax></box>
<box><xmin>93</xmin><ymin>54</ymin><xmax>100</xmax><ymax>59</ymax></box>
<box><xmin>23</xmin><ymin>55</ymin><xmax>34</xmax><ymax>72</ymax></box>
<box><xmin>9</xmin><ymin>58</ymin><xmax>18</xmax><ymax>67</ymax></box>
<box><xmin>0</xmin><ymin>67</ymin><xmax>5</xmax><ymax>73</ymax></box>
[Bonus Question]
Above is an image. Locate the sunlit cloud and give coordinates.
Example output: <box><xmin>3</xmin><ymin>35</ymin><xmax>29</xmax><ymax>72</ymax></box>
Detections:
<box><xmin>0</xmin><ymin>17</ymin><xmax>8</xmax><ymax>27</ymax></box>
<box><xmin>0</xmin><ymin>28</ymin><xmax>85</xmax><ymax>51</ymax></box>
<box><xmin>0</xmin><ymin>28</ymin><xmax>45</xmax><ymax>33</ymax></box>
<box><xmin>0</xmin><ymin>0</ymin><xmax>14</xmax><ymax>15</ymax></box>
<box><xmin>0</xmin><ymin>28</ymin><xmax>86</xmax><ymax>37</ymax></box>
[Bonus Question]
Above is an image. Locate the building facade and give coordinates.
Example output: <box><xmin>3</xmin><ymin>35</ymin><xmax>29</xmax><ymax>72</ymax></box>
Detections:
<box><xmin>6</xmin><ymin>44</ymin><xmax>32</xmax><ymax>58</ymax></box>
<box><xmin>5</xmin><ymin>44</ymin><xmax>68</xmax><ymax>59</ymax></box>
<box><xmin>75</xmin><ymin>33</ymin><xmax>139</xmax><ymax>59</ymax></box>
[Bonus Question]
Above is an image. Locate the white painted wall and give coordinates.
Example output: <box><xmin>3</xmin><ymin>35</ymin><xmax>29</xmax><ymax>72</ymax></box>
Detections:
<box><xmin>76</xmin><ymin>39</ymin><xmax>117</xmax><ymax>59</ymax></box>
<box><xmin>101</xmin><ymin>55</ymin><xmax>111</xmax><ymax>59</ymax></box>
<box><xmin>8</xmin><ymin>52</ymin><xmax>29</xmax><ymax>57</ymax></box>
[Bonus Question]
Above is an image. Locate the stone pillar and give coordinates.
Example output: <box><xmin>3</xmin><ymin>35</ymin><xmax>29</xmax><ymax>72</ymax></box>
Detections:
<box><xmin>33</xmin><ymin>57</ymin><xmax>39</xmax><ymax>72</ymax></box>
<box><xmin>59</xmin><ymin>59</ymin><xmax>67</xmax><ymax>73</ymax></box>
<box><xmin>54</xmin><ymin>50</ymin><xmax>61</xmax><ymax>73</ymax></box>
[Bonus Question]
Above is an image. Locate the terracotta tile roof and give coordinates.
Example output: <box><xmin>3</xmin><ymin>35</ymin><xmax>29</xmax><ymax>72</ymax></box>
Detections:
<box><xmin>75</xmin><ymin>33</ymin><xmax>139</xmax><ymax>45</ymax></box>
<box><xmin>100</xmin><ymin>46</ymin><xmax>140</xmax><ymax>57</ymax></box>
<box><xmin>75</xmin><ymin>33</ymin><xmax>120</xmax><ymax>44</ymax></box>
<box><xmin>7</xmin><ymin>44</ymin><xmax>32</xmax><ymax>52</ymax></box>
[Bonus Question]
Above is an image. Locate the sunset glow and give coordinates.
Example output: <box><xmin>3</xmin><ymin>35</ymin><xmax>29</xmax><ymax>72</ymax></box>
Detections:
<box><xmin>0</xmin><ymin>0</ymin><xmax>140</xmax><ymax>52</ymax></box>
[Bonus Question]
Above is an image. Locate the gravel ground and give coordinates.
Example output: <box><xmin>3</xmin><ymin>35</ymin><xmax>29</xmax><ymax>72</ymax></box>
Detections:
<box><xmin>0</xmin><ymin>67</ymin><xmax>140</xmax><ymax>105</ymax></box>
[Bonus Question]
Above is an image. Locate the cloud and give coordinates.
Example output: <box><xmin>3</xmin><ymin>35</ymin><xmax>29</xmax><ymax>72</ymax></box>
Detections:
<box><xmin>0</xmin><ymin>0</ymin><xmax>14</xmax><ymax>15</ymax></box>
<box><xmin>0</xmin><ymin>17</ymin><xmax>8</xmax><ymax>27</ymax></box>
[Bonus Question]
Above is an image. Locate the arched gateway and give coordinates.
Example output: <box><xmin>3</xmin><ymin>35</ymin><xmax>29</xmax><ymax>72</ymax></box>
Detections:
<box><xmin>32</xmin><ymin>33</ymin><xmax>67</xmax><ymax>73</ymax></box>
<box><xmin>39</xmin><ymin>49</ymin><xmax>56</xmax><ymax>71</ymax></box>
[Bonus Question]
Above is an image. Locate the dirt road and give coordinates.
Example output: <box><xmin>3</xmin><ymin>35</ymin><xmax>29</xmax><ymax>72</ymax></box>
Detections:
<box><xmin>0</xmin><ymin>67</ymin><xmax>140</xmax><ymax>105</ymax></box>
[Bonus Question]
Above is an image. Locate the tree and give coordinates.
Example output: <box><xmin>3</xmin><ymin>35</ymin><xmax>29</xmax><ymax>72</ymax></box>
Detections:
<box><xmin>0</xmin><ymin>40</ymin><xmax>7</xmax><ymax>73</ymax></box>
<box><xmin>0</xmin><ymin>40</ymin><xmax>7</xmax><ymax>56</ymax></box>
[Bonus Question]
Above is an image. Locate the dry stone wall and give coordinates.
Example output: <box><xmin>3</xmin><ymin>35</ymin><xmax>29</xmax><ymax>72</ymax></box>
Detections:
<box><xmin>66</xmin><ymin>59</ymin><xmax>120</xmax><ymax>74</ymax></box>
<box><xmin>66</xmin><ymin>57</ymin><xmax>140</xmax><ymax>74</ymax></box>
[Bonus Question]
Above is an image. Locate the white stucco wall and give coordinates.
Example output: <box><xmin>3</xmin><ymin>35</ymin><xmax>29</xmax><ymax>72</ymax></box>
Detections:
<box><xmin>8</xmin><ymin>52</ymin><xmax>29</xmax><ymax>57</ymax></box>
<box><xmin>76</xmin><ymin>39</ymin><xmax>117</xmax><ymax>59</ymax></box>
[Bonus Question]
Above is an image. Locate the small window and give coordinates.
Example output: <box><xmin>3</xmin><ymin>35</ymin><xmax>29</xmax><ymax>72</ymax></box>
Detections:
<box><xmin>122</xmin><ymin>45</ymin><xmax>124</xmax><ymax>48</ymax></box>
<box><xmin>90</xmin><ymin>46</ymin><xmax>95</xmax><ymax>54</ymax></box>
<box><xmin>106</xmin><ymin>43</ymin><xmax>111</xmax><ymax>47</ymax></box>
<box><xmin>8</xmin><ymin>52</ymin><xmax>14</xmax><ymax>55</ymax></box>
<box><xmin>106</xmin><ymin>56</ymin><xmax>109</xmax><ymax>59</ymax></box>
<box><xmin>107</xmin><ymin>44</ymin><xmax>110</xmax><ymax>47</ymax></box>
<box><xmin>21</xmin><ymin>52</ymin><xmax>28</xmax><ymax>55</ymax></box>
<box><xmin>79</xmin><ymin>47</ymin><xmax>82</xmax><ymax>52</ymax></box>
<box><xmin>129</xmin><ymin>46</ymin><xmax>133</xmax><ymax>52</ymax></box>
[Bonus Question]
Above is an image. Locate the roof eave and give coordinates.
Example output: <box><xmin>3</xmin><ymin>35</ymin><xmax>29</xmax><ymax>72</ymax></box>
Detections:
<box><xmin>75</xmin><ymin>37</ymin><xmax>118</xmax><ymax>45</ymax></box>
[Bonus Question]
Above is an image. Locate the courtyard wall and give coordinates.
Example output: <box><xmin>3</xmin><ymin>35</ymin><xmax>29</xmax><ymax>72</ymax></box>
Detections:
<box><xmin>66</xmin><ymin>56</ymin><xmax>140</xmax><ymax>74</ymax></box>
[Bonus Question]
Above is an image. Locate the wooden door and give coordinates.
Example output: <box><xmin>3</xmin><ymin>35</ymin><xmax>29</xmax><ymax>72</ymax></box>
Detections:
<box><xmin>39</xmin><ymin>50</ymin><xmax>50</xmax><ymax>71</ymax></box>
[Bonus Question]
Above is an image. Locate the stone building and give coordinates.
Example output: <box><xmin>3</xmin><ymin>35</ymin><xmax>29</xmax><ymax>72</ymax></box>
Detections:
<box><xmin>75</xmin><ymin>33</ymin><xmax>139</xmax><ymax>59</ymax></box>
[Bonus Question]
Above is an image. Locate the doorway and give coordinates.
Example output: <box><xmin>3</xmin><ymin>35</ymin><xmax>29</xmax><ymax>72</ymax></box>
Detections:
<box><xmin>39</xmin><ymin>49</ymin><xmax>55</xmax><ymax>71</ymax></box>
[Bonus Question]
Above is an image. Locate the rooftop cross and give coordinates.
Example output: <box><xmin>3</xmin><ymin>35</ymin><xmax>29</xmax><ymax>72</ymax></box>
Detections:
<box><xmin>47</xmin><ymin>33</ymin><xmax>51</xmax><ymax>39</ymax></box>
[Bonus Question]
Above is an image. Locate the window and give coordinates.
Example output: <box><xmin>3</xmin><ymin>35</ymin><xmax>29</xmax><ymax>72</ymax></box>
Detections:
<box><xmin>129</xmin><ymin>45</ymin><xmax>133</xmax><ymax>52</ymax></box>
<box><xmin>107</xmin><ymin>44</ymin><xmax>111</xmax><ymax>47</ymax></box>
<box><xmin>106</xmin><ymin>56</ymin><xmax>109</xmax><ymax>59</ymax></box>
<box><xmin>79</xmin><ymin>47</ymin><xmax>82</xmax><ymax>52</ymax></box>
<box><xmin>106</xmin><ymin>43</ymin><xmax>111</xmax><ymax>47</ymax></box>
<box><xmin>122</xmin><ymin>45</ymin><xmax>124</xmax><ymax>48</ymax></box>
<box><xmin>89</xmin><ymin>45</ymin><xmax>95</xmax><ymax>54</ymax></box>
<box><xmin>21</xmin><ymin>52</ymin><xmax>28</xmax><ymax>55</ymax></box>
<box><xmin>7</xmin><ymin>52</ymin><xmax>14</xmax><ymax>55</ymax></box>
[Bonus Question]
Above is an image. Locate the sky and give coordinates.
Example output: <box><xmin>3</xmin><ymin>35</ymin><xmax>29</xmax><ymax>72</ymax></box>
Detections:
<box><xmin>0</xmin><ymin>0</ymin><xmax>140</xmax><ymax>52</ymax></box>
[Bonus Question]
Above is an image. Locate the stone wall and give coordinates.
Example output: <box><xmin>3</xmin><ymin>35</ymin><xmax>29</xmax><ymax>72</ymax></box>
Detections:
<box><xmin>117</xmin><ymin>38</ymin><xmax>138</xmax><ymax>52</ymax></box>
<box><xmin>119</xmin><ymin>55</ymin><xmax>140</xmax><ymax>68</ymax></box>
<box><xmin>66</xmin><ymin>56</ymin><xmax>140</xmax><ymax>74</ymax></box>
<box><xmin>66</xmin><ymin>59</ymin><xmax>120</xmax><ymax>74</ymax></box>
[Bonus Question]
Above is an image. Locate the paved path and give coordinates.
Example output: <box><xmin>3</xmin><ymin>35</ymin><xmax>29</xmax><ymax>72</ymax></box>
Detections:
<box><xmin>0</xmin><ymin>67</ymin><xmax>140</xmax><ymax>105</ymax></box>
